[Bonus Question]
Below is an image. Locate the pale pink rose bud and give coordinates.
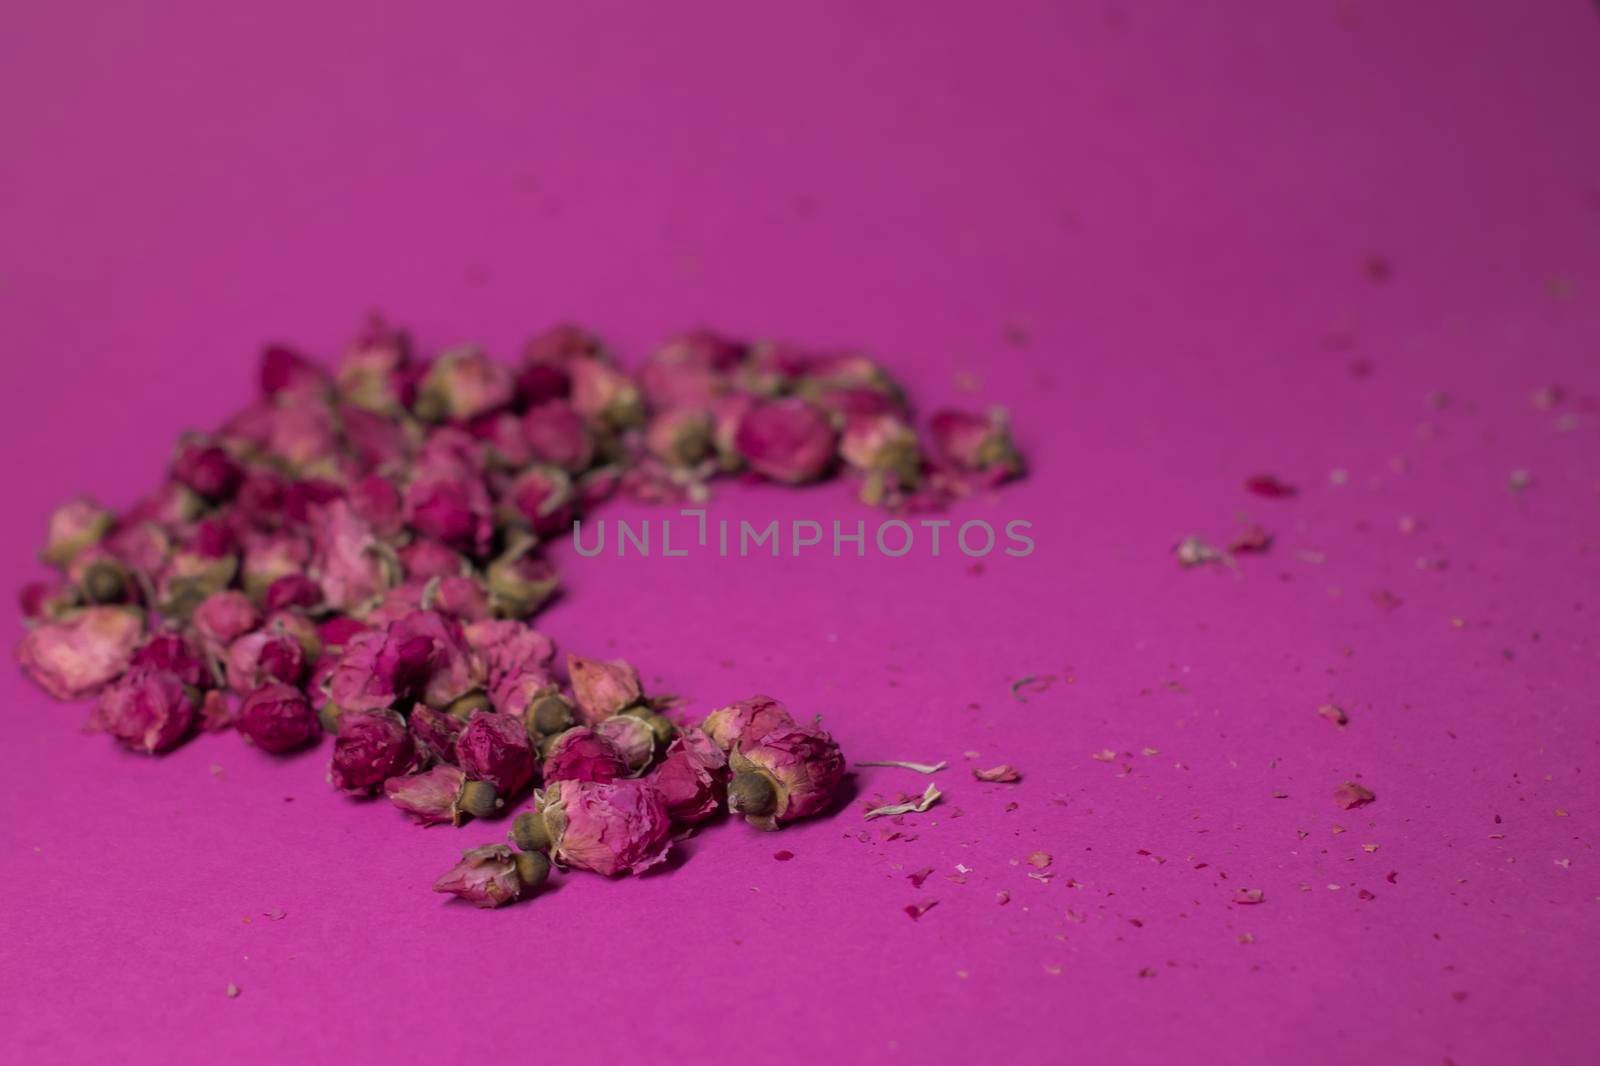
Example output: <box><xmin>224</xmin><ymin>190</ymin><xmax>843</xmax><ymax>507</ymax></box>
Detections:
<box><xmin>645</xmin><ymin>408</ymin><xmax>715</xmax><ymax>468</ymax></box>
<box><xmin>330</xmin><ymin>710</ymin><xmax>415</xmax><ymax>794</ymax></box>
<box><xmin>259</xmin><ymin>343</ymin><xmax>329</xmax><ymax>400</ymax></box>
<box><xmin>566</xmin><ymin>653</ymin><xmax>644</xmax><ymax>724</ymax></box>
<box><xmin>739</xmin><ymin>341</ymin><xmax>811</xmax><ymax>394</ymax></box>
<box><xmin>336</xmin><ymin>314</ymin><xmax>414</xmax><ymax>413</ymax></box>
<box><xmin>799</xmin><ymin>350</ymin><xmax>901</xmax><ymax>397</ymax></box>
<box><xmin>541</xmin><ymin>726</ymin><xmax>630</xmax><ymax>784</ymax></box>
<box><xmin>193</xmin><ymin>591</ymin><xmax>261</xmax><ymax>656</ymax></box>
<box><xmin>399</xmin><ymin>539</ymin><xmax>467</xmax><ymax>582</ymax></box>
<box><xmin>637</xmin><ymin>329</ymin><xmax>744</xmax><ymax>410</ymax></box>
<box><xmin>91</xmin><ymin>668</ymin><xmax>196</xmax><ymax>754</ymax></box>
<box><xmin>927</xmin><ymin>408</ymin><xmax>1023</xmax><ymax>483</ymax></box>
<box><xmin>129</xmin><ymin>632</ymin><xmax>209</xmax><ymax>690</ymax></box>
<box><xmin>648</xmin><ymin>731</ymin><xmax>728</xmax><ymax>825</ymax></box>
<box><xmin>728</xmin><ymin>722</ymin><xmax>845</xmax><ymax>830</ymax></box>
<box><xmin>414</xmin><ymin>346</ymin><xmax>515</xmax><ymax>423</ymax></box>
<box><xmin>224</xmin><ymin>630</ymin><xmax>307</xmax><ymax>694</ymax></box>
<box><xmin>812</xmin><ymin>385</ymin><xmax>902</xmax><ymax>420</ymax></box>
<box><xmin>16</xmin><ymin>606</ymin><xmax>144</xmax><ymax>700</ymax></box>
<box><xmin>455</xmin><ymin>712</ymin><xmax>537</xmax><ymax>796</ymax></box>
<box><xmin>501</xmin><ymin>466</ymin><xmax>574</xmax><ymax>537</ymax></box>
<box><xmin>310</xmin><ymin>500</ymin><xmax>399</xmax><ymax>614</ymax></box>
<box><xmin>390</xmin><ymin>610</ymin><xmax>482</xmax><ymax>709</ymax></box>
<box><xmin>240</xmin><ymin>530</ymin><xmax>313</xmax><ymax>600</ymax></box>
<box><xmin>593</xmin><ymin>714</ymin><xmax>659</xmax><ymax>774</ymax></box>
<box><xmin>522</xmin><ymin>322</ymin><xmax>604</xmax><ymax>367</ymax></box>
<box><xmin>409</xmin><ymin>704</ymin><xmax>466</xmax><ymax>764</ymax></box>
<box><xmin>533</xmin><ymin>778</ymin><xmax>672</xmax><ymax>876</ymax></box>
<box><xmin>264</xmin><ymin>574</ymin><xmax>324</xmax><ymax>614</ymax></box>
<box><xmin>41</xmin><ymin>497</ymin><xmax>115</xmax><ymax>568</ymax></box>
<box><xmin>236</xmin><ymin>683</ymin><xmax>320</xmax><ymax>754</ymax></box>
<box><xmin>701</xmin><ymin>695</ymin><xmax>796</xmax><ymax>753</ymax></box>
<box><xmin>264</xmin><ymin>400</ymin><xmax>341</xmax><ymax>470</ymax></box>
<box><xmin>486</xmin><ymin>541</ymin><xmax>559</xmax><ymax>621</ymax></box>
<box><xmin>19</xmin><ymin>579</ymin><xmax>77</xmax><ymax>623</ymax></box>
<box><xmin>840</xmin><ymin>413</ymin><xmax>921</xmax><ymax>478</ymax></box>
<box><xmin>172</xmin><ymin>439</ymin><xmax>243</xmax><ymax>502</ymax></box>
<box><xmin>734</xmin><ymin>397</ymin><xmax>837</xmax><ymax>483</ymax></box>
<box><xmin>521</xmin><ymin>399</ymin><xmax>594</xmax><ymax>472</ymax></box>
<box><xmin>432</xmin><ymin>844</ymin><xmax>547</xmax><ymax>907</ymax></box>
<box><xmin>568</xmin><ymin>356</ymin><xmax>643</xmax><ymax>429</ymax></box>
<box><xmin>487</xmin><ymin>667</ymin><xmax>559</xmax><ymax>719</ymax></box>
<box><xmin>385</xmin><ymin>765</ymin><xmax>499</xmax><ymax>826</ymax></box>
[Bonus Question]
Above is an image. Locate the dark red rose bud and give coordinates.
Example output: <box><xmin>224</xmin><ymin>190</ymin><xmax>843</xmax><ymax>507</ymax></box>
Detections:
<box><xmin>330</xmin><ymin>710</ymin><xmax>415</xmax><ymax>794</ymax></box>
<box><xmin>515</xmin><ymin>363</ymin><xmax>572</xmax><ymax>408</ymax></box>
<box><xmin>19</xmin><ymin>579</ymin><xmax>77</xmax><ymax>623</ymax></box>
<box><xmin>129</xmin><ymin>632</ymin><xmax>209</xmax><ymax>690</ymax></box>
<box><xmin>455</xmin><ymin>712</ymin><xmax>537</xmax><ymax>797</ymax></box>
<box><xmin>347</xmin><ymin>473</ymin><xmax>406</xmax><ymax>538</ymax></box>
<box><xmin>91</xmin><ymin>668</ymin><xmax>196</xmax><ymax>754</ymax></box>
<box><xmin>522</xmin><ymin>322</ymin><xmax>603</xmax><ymax>367</ymax></box>
<box><xmin>225</xmin><ymin>631</ymin><xmax>306</xmax><ymax>693</ymax></box>
<box><xmin>172</xmin><ymin>440</ymin><xmax>243</xmax><ymax>501</ymax></box>
<box><xmin>541</xmin><ymin>726</ymin><xmax>630</xmax><ymax>784</ymax></box>
<box><xmin>200</xmin><ymin>689</ymin><xmax>234</xmax><ymax>732</ymax></box>
<box><xmin>260</xmin><ymin>343</ymin><xmax>329</xmax><ymax>399</ymax></box>
<box><xmin>648</xmin><ymin>731</ymin><xmax>728</xmax><ymax>825</ymax></box>
<box><xmin>410</xmin><ymin>703</ymin><xmax>468</xmax><ymax>765</ymax></box>
<box><xmin>264</xmin><ymin>574</ymin><xmax>324</xmax><ymax>613</ymax></box>
<box><xmin>236</xmin><ymin>683</ymin><xmax>320</xmax><ymax>754</ymax></box>
<box><xmin>316</xmin><ymin>615</ymin><xmax>369</xmax><ymax>650</ymax></box>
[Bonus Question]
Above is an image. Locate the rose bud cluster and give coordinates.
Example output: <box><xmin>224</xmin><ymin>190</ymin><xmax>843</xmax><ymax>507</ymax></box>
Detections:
<box><xmin>13</xmin><ymin>316</ymin><xmax>1026</xmax><ymax>906</ymax></box>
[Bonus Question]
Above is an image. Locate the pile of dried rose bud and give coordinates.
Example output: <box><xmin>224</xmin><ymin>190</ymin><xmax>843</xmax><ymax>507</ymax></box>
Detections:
<box><xmin>14</xmin><ymin>319</ymin><xmax>1023</xmax><ymax>907</ymax></box>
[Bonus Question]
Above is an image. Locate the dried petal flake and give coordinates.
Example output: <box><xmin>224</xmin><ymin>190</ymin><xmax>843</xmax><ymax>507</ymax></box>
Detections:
<box><xmin>973</xmin><ymin>764</ymin><xmax>1021</xmax><ymax>783</ymax></box>
<box><xmin>864</xmin><ymin>783</ymin><xmax>941</xmax><ymax>820</ymax></box>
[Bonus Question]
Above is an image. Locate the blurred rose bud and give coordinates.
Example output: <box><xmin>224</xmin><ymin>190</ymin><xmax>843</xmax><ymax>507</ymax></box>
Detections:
<box><xmin>347</xmin><ymin>473</ymin><xmax>406</xmax><ymax>539</ymax></box>
<box><xmin>645</xmin><ymin>408</ymin><xmax>715</xmax><ymax>468</ymax></box>
<box><xmin>193</xmin><ymin>591</ymin><xmax>261</xmax><ymax>656</ymax></box>
<box><xmin>403</xmin><ymin>432</ymin><xmax>494</xmax><ymax>558</ymax></box>
<box><xmin>41</xmin><ymin>497</ymin><xmax>115</xmax><ymax>569</ymax></box>
<box><xmin>399</xmin><ymin>538</ymin><xmax>466</xmax><ymax>582</ymax></box>
<box><xmin>409</xmin><ymin>703</ymin><xmax>466</xmax><ymax>765</ymax></box>
<box><xmin>19</xmin><ymin>579</ymin><xmax>77</xmax><ymax>623</ymax></box>
<box><xmin>328</xmin><ymin>628</ymin><xmax>435</xmax><ymax>713</ymax></box>
<box><xmin>264</xmin><ymin>574</ymin><xmax>324</xmax><ymax>614</ymax></box>
<box><xmin>259</xmin><ymin>343</ymin><xmax>329</xmax><ymax>400</ymax></box>
<box><xmin>172</xmin><ymin>439</ymin><xmax>243</xmax><ymax>502</ymax></box>
<box><xmin>236</xmin><ymin>682</ymin><xmax>320</xmax><ymax>754</ymax></box>
<box><xmin>390</xmin><ymin>609</ymin><xmax>481</xmax><ymax>709</ymax></box>
<box><xmin>330</xmin><ymin>710</ymin><xmax>415</xmax><ymax>794</ymax></box>
<box><xmin>225</xmin><ymin>630</ymin><xmax>307</xmax><ymax>693</ymax></box>
<box><xmin>486</xmin><ymin>539</ymin><xmax>559</xmax><ymax>620</ymax></box>
<box><xmin>734</xmin><ymin>397</ymin><xmax>836</xmax><ymax>483</ymax></box>
<box><xmin>129</xmin><ymin>632</ymin><xmax>209</xmax><ymax>690</ymax></box>
<box><xmin>310</xmin><ymin>500</ymin><xmax>399</xmax><ymax>615</ymax></box>
<box><xmin>927</xmin><ymin>408</ymin><xmax>1023</xmax><ymax>483</ymax></box>
<box><xmin>466</xmin><ymin>411</ymin><xmax>532</xmax><ymax>469</ymax></box>
<box><xmin>240</xmin><ymin>530</ymin><xmax>313</xmax><ymax>600</ymax></box>
<box><xmin>637</xmin><ymin>329</ymin><xmax>744</xmax><ymax>410</ymax></box>
<box><xmin>414</xmin><ymin>346</ymin><xmax>515</xmax><ymax>423</ymax></box>
<box><xmin>90</xmin><ymin>668</ymin><xmax>196</xmax><ymax>754</ymax></box>
<box><xmin>501</xmin><ymin>466</ymin><xmax>574</xmax><ymax>537</ymax></box>
<box><xmin>522</xmin><ymin>322</ymin><xmax>603</xmax><ymax>368</ymax></box>
<box><xmin>16</xmin><ymin>606</ymin><xmax>144</xmax><ymax>700</ymax></box>
<box><xmin>568</xmin><ymin>356</ymin><xmax>643</xmax><ymax>429</ymax></box>
<box><xmin>341</xmin><ymin>407</ymin><xmax>417</xmax><ymax>475</ymax></box>
<box><xmin>336</xmin><ymin>315</ymin><xmax>414</xmax><ymax>414</ymax></box>
<box><xmin>521</xmin><ymin>399</ymin><xmax>594</xmax><ymax>473</ymax></box>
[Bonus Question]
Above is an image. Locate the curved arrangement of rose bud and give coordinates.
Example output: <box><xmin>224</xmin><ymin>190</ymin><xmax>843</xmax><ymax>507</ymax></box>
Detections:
<box><xmin>14</xmin><ymin>319</ymin><xmax>1024</xmax><ymax>908</ymax></box>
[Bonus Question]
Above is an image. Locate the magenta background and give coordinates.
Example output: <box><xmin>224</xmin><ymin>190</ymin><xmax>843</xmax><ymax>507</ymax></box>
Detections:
<box><xmin>3</xmin><ymin>2</ymin><xmax>1599</xmax><ymax>1063</ymax></box>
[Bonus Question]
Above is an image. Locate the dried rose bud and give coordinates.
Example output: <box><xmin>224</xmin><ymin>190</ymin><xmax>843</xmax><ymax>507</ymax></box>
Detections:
<box><xmin>336</xmin><ymin>315</ymin><xmax>414</xmax><ymax>413</ymax></box>
<box><xmin>390</xmin><ymin>610</ymin><xmax>482</xmax><ymax>709</ymax></box>
<box><xmin>487</xmin><ymin>666</ymin><xmax>557</xmax><ymax>719</ymax></box>
<box><xmin>566</xmin><ymin>653</ymin><xmax>643</xmax><ymax>724</ymax></box>
<box><xmin>200</xmin><ymin>689</ymin><xmax>233</xmax><ymax>732</ymax></box>
<box><xmin>408</xmin><ymin>703</ymin><xmax>466</xmax><ymax>764</ymax></box>
<box><xmin>928</xmin><ymin>408</ymin><xmax>1023</xmax><ymax>482</ymax></box>
<box><xmin>466</xmin><ymin>410</ymin><xmax>534</xmax><ymax>469</ymax></box>
<box><xmin>1333</xmin><ymin>782</ymin><xmax>1376</xmax><ymax>810</ymax></box>
<box><xmin>464</xmin><ymin>620</ymin><xmax>556</xmax><ymax>685</ymax></box>
<box><xmin>700</xmin><ymin>694</ymin><xmax>796</xmax><ymax>753</ymax></box>
<box><xmin>16</xmin><ymin>606</ymin><xmax>144</xmax><ymax>700</ymax></box>
<box><xmin>414</xmin><ymin>346</ymin><xmax>515</xmax><ymax>423</ymax></box>
<box><xmin>264</xmin><ymin>574</ymin><xmax>323</xmax><ymax>614</ymax></box>
<box><xmin>310</xmin><ymin>500</ymin><xmax>398</xmax><ymax>614</ymax></box>
<box><xmin>19</xmin><ymin>579</ymin><xmax>77</xmax><ymax>623</ymax></box>
<box><xmin>328</xmin><ymin>629</ymin><xmax>435</xmax><ymax>712</ymax></box>
<box><xmin>568</xmin><ymin>356</ymin><xmax>643</xmax><ymax>429</ymax></box>
<box><xmin>91</xmin><ymin>668</ymin><xmax>196</xmax><ymax>754</ymax></box>
<box><xmin>259</xmin><ymin>343</ymin><xmax>329</xmax><ymax>399</ymax></box>
<box><xmin>399</xmin><ymin>539</ymin><xmax>467</xmax><ymax>582</ymax></box>
<box><xmin>432</xmin><ymin>844</ymin><xmax>545</xmax><ymax>908</ymax></box>
<box><xmin>240</xmin><ymin>530</ymin><xmax>313</xmax><ymax>600</ymax></box>
<box><xmin>521</xmin><ymin>399</ymin><xmax>594</xmax><ymax>473</ymax></box>
<box><xmin>637</xmin><ymin>329</ymin><xmax>743</xmax><ymax>410</ymax></box>
<box><xmin>522</xmin><ymin>322</ymin><xmax>603</xmax><ymax>367</ymax></box>
<box><xmin>541</xmin><ymin>726</ymin><xmax>630</xmax><ymax>784</ymax></box>
<box><xmin>455</xmin><ymin>712</ymin><xmax>537</xmax><ymax>797</ymax></box>
<box><xmin>236</xmin><ymin>683</ymin><xmax>320</xmax><ymax>754</ymax></box>
<box><xmin>172</xmin><ymin>439</ymin><xmax>243</xmax><ymax>502</ymax></box>
<box><xmin>225</xmin><ymin>631</ymin><xmax>306</xmax><ymax>694</ymax></box>
<box><xmin>193</xmin><ymin>591</ymin><xmax>261</xmax><ymax>655</ymax></box>
<box><xmin>385</xmin><ymin>765</ymin><xmax>499</xmax><ymax>826</ymax></box>
<box><xmin>41</xmin><ymin>497</ymin><xmax>115</xmax><ymax>569</ymax></box>
<box><xmin>330</xmin><ymin>710</ymin><xmax>415</xmax><ymax>794</ymax></box>
<box><xmin>648</xmin><ymin>731</ymin><xmax>728</xmax><ymax>825</ymax></box>
<box><xmin>840</xmin><ymin>413</ymin><xmax>922</xmax><ymax>505</ymax></box>
<box><xmin>501</xmin><ymin>466</ymin><xmax>574</xmax><ymax>537</ymax></box>
<box><xmin>727</xmin><ymin>722</ymin><xmax>845</xmax><ymax>831</ymax></box>
<box><xmin>534</xmin><ymin>778</ymin><xmax>672</xmax><ymax>876</ymax></box>
<box><xmin>129</xmin><ymin>632</ymin><xmax>209</xmax><ymax>690</ymax></box>
<box><xmin>342</xmin><ymin>409</ymin><xmax>416</xmax><ymax>476</ymax></box>
<box><xmin>403</xmin><ymin>432</ymin><xmax>495</xmax><ymax>558</ymax></box>
<box><xmin>645</xmin><ymin>408</ymin><xmax>715</xmax><ymax>468</ymax></box>
<box><xmin>429</xmin><ymin>575</ymin><xmax>490</xmax><ymax>621</ymax></box>
<box><xmin>734</xmin><ymin>397</ymin><xmax>837</xmax><ymax>483</ymax></box>
<box><xmin>486</xmin><ymin>540</ymin><xmax>559</xmax><ymax>620</ymax></box>
<box><xmin>594</xmin><ymin>714</ymin><xmax>658</xmax><ymax>774</ymax></box>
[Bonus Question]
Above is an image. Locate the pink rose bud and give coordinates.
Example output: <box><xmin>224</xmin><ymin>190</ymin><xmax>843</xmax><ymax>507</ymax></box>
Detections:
<box><xmin>403</xmin><ymin>432</ymin><xmax>494</xmax><ymax>558</ymax></box>
<box><xmin>648</xmin><ymin>731</ymin><xmax>728</xmax><ymax>825</ymax></box>
<box><xmin>522</xmin><ymin>322</ymin><xmax>603</xmax><ymax>367</ymax></box>
<box><xmin>645</xmin><ymin>408</ymin><xmax>715</xmax><ymax>468</ymax></box>
<box><xmin>840</xmin><ymin>413</ymin><xmax>922</xmax><ymax>505</ymax></box>
<box><xmin>281</xmin><ymin>477</ymin><xmax>345</xmax><ymax>525</ymax></box>
<box><xmin>431</xmin><ymin>575</ymin><xmax>490</xmax><ymax>622</ymax></box>
<box><xmin>193</xmin><ymin>591</ymin><xmax>261</xmax><ymax>655</ymax></box>
<box><xmin>522</xmin><ymin>778</ymin><xmax>672</xmax><ymax>877</ymax></box>
<box><xmin>259</xmin><ymin>343</ymin><xmax>329</xmax><ymax>399</ymax></box>
<box><xmin>104</xmin><ymin>520</ymin><xmax>173</xmax><ymax>578</ymax></box>
<box><xmin>433</xmin><ymin>844</ymin><xmax>548</xmax><ymax>908</ymax></box>
<box><xmin>200</xmin><ymin>689</ymin><xmax>233</xmax><ymax>732</ymax></box>
<box><xmin>700</xmin><ymin>695</ymin><xmax>797</xmax><ymax>753</ymax></box>
<box><xmin>568</xmin><ymin>356</ymin><xmax>643</xmax><ymax>429</ymax></box>
<box><xmin>225</xmin><ymin>631</ymin><xmax>307</xmax><ymax>694</ymax></box>
<box><xmin>328</xmin><ymin>628</ymin><xmax>435</xmax><ymax>713</ymax></box>
<box><xmin>129</xmin><ymin>632</ymin><xmax>209</xmax><ymax>690</ymax></box>
<box><xmin>566</xmin><ymin>653</ymin><xmax>644</xmax><ymax>724</ymax></box>
<box><xmin>466</xmin><ymin>411</ymin><xmax>533</xmax><ymax>469</ymax></box>
<box><xmin>264</xmin><ymin>574</ymin><xmax>324</xmax><ymax>614</ymax></box>
<box><xmin>122</xmin><ymin>480</ymin><xmax>205</xmax><ymax>530</ymax></box>
<box><xmin>541</xmin><ymin>727</ymin><xmax>630</xmax><ymax>784</ymax></box>
<box><xmin>240</xmin><ymin>530</ymin><xmax>313</xmax><ymax>599</ymax></box>
<box><xmin>455</xmin><ymin>711</ymin><xmax>537</xmax><ymax>797</ymax></box>
<box><xmin>317</xmin><ymin>616</ymin><xmax>369</xmax><ymax>650</ymax></box>
<box><xmin>91</xmin><ymin>668</ymin><xmax>196</xmax><ymax>754</ymax></box>
<box><xmin>486</xmin><ymin>540</ymin><xmax>560</xmax><ymax>620</ymax></box>
<box><xmin>310</xmin><ymin>500</ymin><xmax>399</xmax><ymax>614</ymax></box>
<box><xmin>384</xmin><ymin>765</ymin><xmax>499</xmax><ymax>826</ymax></box>
<box><xmin>336</xmin><ymin>315</ymin><xmax>414</xmax><ymax>413</ymax></box>
<box><xmin>236</xmin><ymin>683</ymin><xmax>320</xmax><ymax>754</ymax></box>
<box><xmin>409</xmin><ymin>704</ymin><xmax>467</xmax><ymax>764</ymax></box>
<box><xmin>172</xmin><ymin>439</ymin><xmax>243</xmax><ymax>502</ymax></box>
<box><xmin>521</xmin><ymin>400</ymin><xmax>595</xmax><ymax>473</ymax></box>
<box><xmin>330</xmin><ymin>710</ymin><xmax>415</xmax><ymax>794</ymax></box>
<box><xmin>263</xmin><ymin>400</ymin><xmax>341</xmax><ymax>470</ymax></box>
<box><xmin>637</xmin><ymin>329</ymin><xmax>744</xmax><ymax>410</ymax></box>
<box><xmin>399</xmin><ymin>539</ymin><xmax>467</xmax><ymax>582</ymax></box>
<box><xmin>463</xmin><ymin>619</ymin><xmax>556</xmax><ymax>683</ymax></box>
<box><xmin>347</xmin><ymin>473</ymin><xmax>406</xmax><ymax>538</ymax></box>
<box><xmin>728</xmin><ymin>722</ymin><xmax>846</xmax><ymax>831</ymax></box>
<box><xmin>734</xmin><ymin>397</ymin><xmax>837</xmax><ymax>483</ymax></box>
<box><xmin>41</xmin><ymin>497</ymin><xmax>115</xmax><ymax>568</ymax></box>
<box><xmin>711</xmin><ymin>392</ymin><xmax>756</xmax><ymax>468</ymax></box>
<box><xmin>501</xmin><ymin>466</ymin><xmax>574</xmax><ymax>537</ymax></box>
<box><xmin>928</xmin><ymin>408</ymin><xmax>1023</xmax><ymax>482</ymax></box>
<box><xmin>487</xmin><ymin>666</ymin><xmax>558</xmax><ymax>719</ymax></box>
<box><xmin>341</xmin><ymin>408</ymin><xmax>416</xmax><ymax>475</ymax></box>
<box><xmin>390</xmin><ymin>610</ymin><xmax>482</xmax><ymax>709</ymax></box>
<box><xmin>414</xmin><ymin>346</ymin><xmax>515</xmax><ymax>423</ymax></box>
<box><xmin>16</xmin><ymin>606</ymin><xmax>144</xmax><ymax>700</ymax></box>
<box><xmin>19</xmin><ymin>579</ymin><xmax>77</xmax><ymax>623</ymax></box>
<box><xmin>594</xmin><ymin>714</ymin><xmax>658</xmax><ymax>774</ymax></box>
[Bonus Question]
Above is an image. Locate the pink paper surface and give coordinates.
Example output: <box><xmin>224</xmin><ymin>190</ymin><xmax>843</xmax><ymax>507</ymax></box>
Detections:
<box><xmin>2</xmin><ymin>3</ymin><xmax>1598</xmax><ymax>1063</ymax></box>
